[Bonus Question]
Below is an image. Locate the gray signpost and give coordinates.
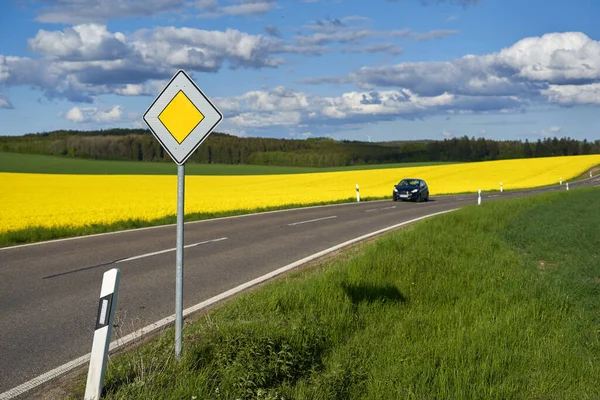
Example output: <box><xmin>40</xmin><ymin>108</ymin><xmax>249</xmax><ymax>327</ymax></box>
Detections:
<box><xmin>143</xmin><ymin>70</ymin><xmax>223</xmax><ymax>360</ymax></box>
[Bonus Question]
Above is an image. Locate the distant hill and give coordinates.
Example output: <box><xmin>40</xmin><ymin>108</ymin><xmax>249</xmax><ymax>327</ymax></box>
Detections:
<box><xmin>1</xmin><ymin>129</ymin><xmax>598</xmax><ymax>167</ymax></box>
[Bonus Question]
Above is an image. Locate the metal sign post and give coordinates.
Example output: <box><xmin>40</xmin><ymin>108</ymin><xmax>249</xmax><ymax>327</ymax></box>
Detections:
<box><xmin>175</xmin><ymin>164</ymin><xmax>185</xmax><ymax>359</ymax></box>
<box><xmin>143</xmin><ymin>70</ymin><xmax>223</xmax><ymax>361</ymax></box>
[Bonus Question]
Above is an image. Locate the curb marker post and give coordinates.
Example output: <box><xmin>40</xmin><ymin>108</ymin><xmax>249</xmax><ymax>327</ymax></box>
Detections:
<box><xmin>560</xmin><ymin>177</ymin><xmax>562</xmax><ymax>185</ymax></box>
<box><xmin>84</xmin><ymin>268</ymin><xmax>120</xmax><ymax>400</ymax></box>
<box><xmin>566</xmin><ymin>182</ymin><xmax>569</xmax><ymax>191</ymax></box>
<box><xmin>478</xmin><ymin>189</ymin><xmax>481</xmax><ymax>205</ymax></box>
<box><xmin>356</xmin><ymin>184</ymin><xmax>360</xmax><ymax>202</ymax></box>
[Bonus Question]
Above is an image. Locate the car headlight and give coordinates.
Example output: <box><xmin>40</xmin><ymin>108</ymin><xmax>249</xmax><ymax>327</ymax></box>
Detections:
<box><xmin>394</xmin><ymin>188</ymin><xmax>398</xmax><ymax>193</ymax></box>
<box><xmin>411</xmin><ymin>189</ymin><xmax>418</xmax><ymax>193</ymax></box>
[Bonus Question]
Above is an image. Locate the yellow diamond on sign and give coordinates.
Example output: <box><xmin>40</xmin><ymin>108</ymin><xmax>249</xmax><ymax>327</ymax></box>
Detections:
<box><xmin>158</xmin><ymin>90</ymin><xmax>205</xmax><ymax>144</ymax></box>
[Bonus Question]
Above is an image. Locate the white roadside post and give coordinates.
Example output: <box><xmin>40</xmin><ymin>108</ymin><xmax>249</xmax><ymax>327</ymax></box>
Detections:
<box><xmin>591</xmin><ymin>171</ymin><xmax>593</xmax><ymax>178</ymax></box>
<box><xmin>478</xmin><ymin>189</ymin><xmax>481</xmax><ymax>205</ymax></box>
<box><xmin>500</xmin><ymin>182</ymin><xmax>503</xmax><ymax>193</ymax></box>
<box><xmin>560</xmin><ymin>177</ymin><xmax>563</xmax><ymax>185</ymax></box>
<box><xmin>566</xmin><ymin>182</ymin><xmax>569</xmax><ymax>191</ymax></box>
<box><xmin>356</xmin><ymin>184</ymin><xmax>360</xmax><ymax>202</ymax></box>
<box><xmin>84</xmin><ymin>268</ymin><xmax>121</xmax><ymax>400</ymax></box>
<box><xmin>143</xmin><ymin>70</ymin><xmax>223</xmax><ymax>361</ymax></box>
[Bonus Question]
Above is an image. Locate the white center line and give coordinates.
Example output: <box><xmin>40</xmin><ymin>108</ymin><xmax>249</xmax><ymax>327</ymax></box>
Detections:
<box><xmin>366</xmin><ymin>206</ymin><xmax>396</xmax><ymax>212</ymax></box>
<box><xmin>115</xmin><ymin>237</ymin><xmax>228</xmax><ymax>264</ymax></box>
<box><xmin>287</xmin><ymin>216</ymin><xmax>337</xmax><ymax>226</ymax></box>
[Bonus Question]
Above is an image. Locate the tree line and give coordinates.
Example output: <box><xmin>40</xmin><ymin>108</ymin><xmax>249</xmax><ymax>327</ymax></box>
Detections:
<box><xmin>1</xmin><ymin>129</ymin><xmax>599</xmax><ymax>167</ymax></box>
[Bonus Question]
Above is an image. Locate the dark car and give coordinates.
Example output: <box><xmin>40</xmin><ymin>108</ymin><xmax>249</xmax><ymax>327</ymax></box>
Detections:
<box><xmin>393</xmin><ymin>178</ymin><xmax>429</xmax><ymax>202</ymax></box>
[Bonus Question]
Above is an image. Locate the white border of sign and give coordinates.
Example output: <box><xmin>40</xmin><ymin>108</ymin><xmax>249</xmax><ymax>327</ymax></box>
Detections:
<box><xmin>143</xmin><ymin>70</ymin><xmax>223</xmax><ymax>165</ymax></box>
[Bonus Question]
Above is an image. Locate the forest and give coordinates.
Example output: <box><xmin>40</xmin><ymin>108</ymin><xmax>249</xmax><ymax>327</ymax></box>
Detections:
<box><xmin>1</xmin><ymin>128</ymin><xmax>599</xmax><ymax>167</ymax></box>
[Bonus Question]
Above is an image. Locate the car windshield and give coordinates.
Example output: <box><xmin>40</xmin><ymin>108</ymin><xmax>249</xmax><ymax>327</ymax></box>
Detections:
<box><xmin>399</xmin><ymin>179</ymin><xmax>421</xmax><ymax>186</ymax></box>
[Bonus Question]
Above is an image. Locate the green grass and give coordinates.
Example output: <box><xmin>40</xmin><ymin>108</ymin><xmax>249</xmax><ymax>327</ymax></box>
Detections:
<box><xmin>0</xmin><ymin>152</ymin><xmax>452</xmax><ymax>175</ymax></box>
<box><xmin>63</xmin><ymin>187</ymin><xmax>600</xmax><ymax>399</ymax></box>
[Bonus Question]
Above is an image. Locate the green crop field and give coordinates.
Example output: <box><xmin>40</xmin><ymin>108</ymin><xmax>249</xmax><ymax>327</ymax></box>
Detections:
<box><xmin>61</xmin><ymin>187</ymin><xmax>600</xmax><ymax>399</ymax></box>
<box><xmin>0</xmin><ymin>152</ymin><xmax>452</xmax><ymax>175</ymax></box>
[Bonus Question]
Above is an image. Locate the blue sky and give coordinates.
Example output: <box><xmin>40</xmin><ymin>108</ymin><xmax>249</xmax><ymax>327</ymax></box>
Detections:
<box><xmin>0</xmin><ymin>0</ymin><xmax>599</xmax><ymax>142</ymax></box>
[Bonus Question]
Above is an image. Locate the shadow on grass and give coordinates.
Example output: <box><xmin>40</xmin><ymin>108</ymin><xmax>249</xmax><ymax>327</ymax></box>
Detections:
<box><xmin>342</xmin><ymin>282</ymin><xmax>406</xmax><ymax>305</ymax></box>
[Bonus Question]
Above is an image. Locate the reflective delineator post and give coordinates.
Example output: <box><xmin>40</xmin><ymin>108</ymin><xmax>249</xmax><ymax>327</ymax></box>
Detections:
<box><xmin>478</xmin><ymin>189</ymin><xmax>481</xmax><ymax>205</ymax></box>
<box><xmin>84</xmin><ymin>268</ymin><xmax>121</xmax><ymax>400</ymax></box>
<box><xmin>566</xmin><ymin>182</ymin><xmax>569</xmax><ymax>191</ymax></box>
<box><xmin>500</xmin><ymin>182</ymin><xmax>503</xmax><ymax>193</ymax></box>
<box><xmin>356</xmin><ymin>184</ymin><xmax>360</xmax><ymax>202</ymax></box>
<box><xmin>175</xmin><ymin>163</ymin><xmax>185</xmax><ymax>361</ymax></box>
<box><xmin>560</xmin><ymin>177</ymin><xmax>562</xmax><ymax>185</ymax></box>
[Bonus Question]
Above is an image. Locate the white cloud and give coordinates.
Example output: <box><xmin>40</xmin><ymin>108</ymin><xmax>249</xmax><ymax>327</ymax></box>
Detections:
<box><xmin>214</xmin><ymin>86</ymin><xmax>523</xmax><ymax>129</ymax></box>
<box><xmin>335</xmin><ymin>32</ymin><xmax>600</xmax><ymax>107</ymax></box>
<box><xmin>36</xmin><ymin>0</ymin><xmax>185</xmax><ymax>24</ymax></box>
<box><xmin>28</xmin><ymin>24</ymin><xmax>129</xmax><ymax>61</ymax></box>
<box><xmin>113</xmin><ymin>84</ymin><xmax>154</xmax><ymax>96</ymax></box>
<box><xmin>65</xmin><ymin>105</ymin><xmax>124</xmax><ymax>123</ymax></box>
<box><xmin>497</xmin><ymin>32</ymin><xmax>600</xmax><ymax>84</ymax></box>
<box><xmin>293</xmin><ymin>28</ymin><xmax>458</xmax><ymax>46</ymax></box>
<box><xmin>411</xmin><ymin>30</ymin><xmax>459</xmax><ymax>41</ymax></box>
<box><xmin>0</xmin><ymin>24</ymin><xmax>290</xmax><ymax>102</ymax></box>
<box><xmin>342</xmin><ymin>43</ymin><xmax>404</xmax><ymax>55</ymax></box>
<box><xmin>542</xmin><ymin>83</ymin><xmax>600</xmax><ymax>105</ymax></box>
<box><xmin>0</xmin><ymin>92</ymin><xmax>13</xmax><ymax>109</ymax></box>
<box><xmin>198</xmin><ymin>0</ymin><xmax>278</xmax><ymax>18</ymax></box>
<box><xmin>532</xmin><ymin>126</ymin><xmax>563</xmax><ymax>137</ymax></box>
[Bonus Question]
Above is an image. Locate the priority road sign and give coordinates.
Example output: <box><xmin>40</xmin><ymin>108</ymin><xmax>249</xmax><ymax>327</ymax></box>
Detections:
<box><xmin>143</xmin><ymin>69</ymin><xmax>223</xmax><ymax>362</ymax></box>
<box><xmin>143</xmin><ymin>70</ymin><xmax>223</xmax><ymax>165</ymax></box>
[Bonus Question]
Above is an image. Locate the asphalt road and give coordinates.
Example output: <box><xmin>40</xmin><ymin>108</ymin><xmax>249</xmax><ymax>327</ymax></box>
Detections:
<box><xmin>1</xmin><ymin>176</ymin><xmax>599</xmax><ymax>397</ymax></box>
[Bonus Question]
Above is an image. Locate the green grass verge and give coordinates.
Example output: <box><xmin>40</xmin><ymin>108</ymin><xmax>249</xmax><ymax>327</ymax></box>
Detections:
<box><xmin>0</xmin><ymin>152</ymin><xmax>453</xmax><ymax>175</ymax></box>
<box><xmin>63</xmin><ymin>187</ymin><xmax>600</xmax><ymax>399</ymax></box>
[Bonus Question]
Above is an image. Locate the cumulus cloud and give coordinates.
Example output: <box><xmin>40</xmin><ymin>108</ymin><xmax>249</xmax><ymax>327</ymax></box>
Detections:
<box><xmin>28</xmin><ymin>24</ymin><xmax>129</xmax><ymax>61</ymax></box>
<box><xmin>65</xmin><ymin>105</ymin><xmax>124</xmax><ymax>123</ymax></box>
<box><xmin>542</xmin><ymin>83</ymin><xmax>600</xmax><ymax>105</ymax></box>
<box><xmin>333</xmin><ymin>32</ymin><xmax>600</xmax><ymax>107</ymax></box>
<box><xmin>214</xmin><ymin>86</ymin><xmax>523</xmax><ymax>129</ymax></box>
<box><xmin>0</xmin><ymin>24</ymin><xmax>291</xmax><ymax>101</ymax></box>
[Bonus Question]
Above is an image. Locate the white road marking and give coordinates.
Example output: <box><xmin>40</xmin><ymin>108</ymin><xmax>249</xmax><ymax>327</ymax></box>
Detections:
<box><xmin>0</xmin><ymin>209</ymin><xmax>457</xmax><ymax>400</ymax></box>
<box><xmin>287</xmin><ymin>216</ymin><xmax>337</xmax><ymax>226</ymax></box>
<box><xmin>366</xmin><ymin>206</ymin><xmax>396</xmax><ymax>212</ymax></box>
<box><xmin>0</xmin><ymin>202</ymin><xmax>379</xmax><ymax>251</ymax></box>
<box><xmin>115</xmin><ymin>238</ymin><xmax>228</xmax><ymax>264</ymax></box>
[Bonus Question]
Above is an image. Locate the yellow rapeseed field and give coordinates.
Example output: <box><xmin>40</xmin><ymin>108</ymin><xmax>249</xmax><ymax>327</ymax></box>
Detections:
<box><xmin>1</xmin><ymin>155</ymin><xmax>599</xmax><ymax>233</ymax></box>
